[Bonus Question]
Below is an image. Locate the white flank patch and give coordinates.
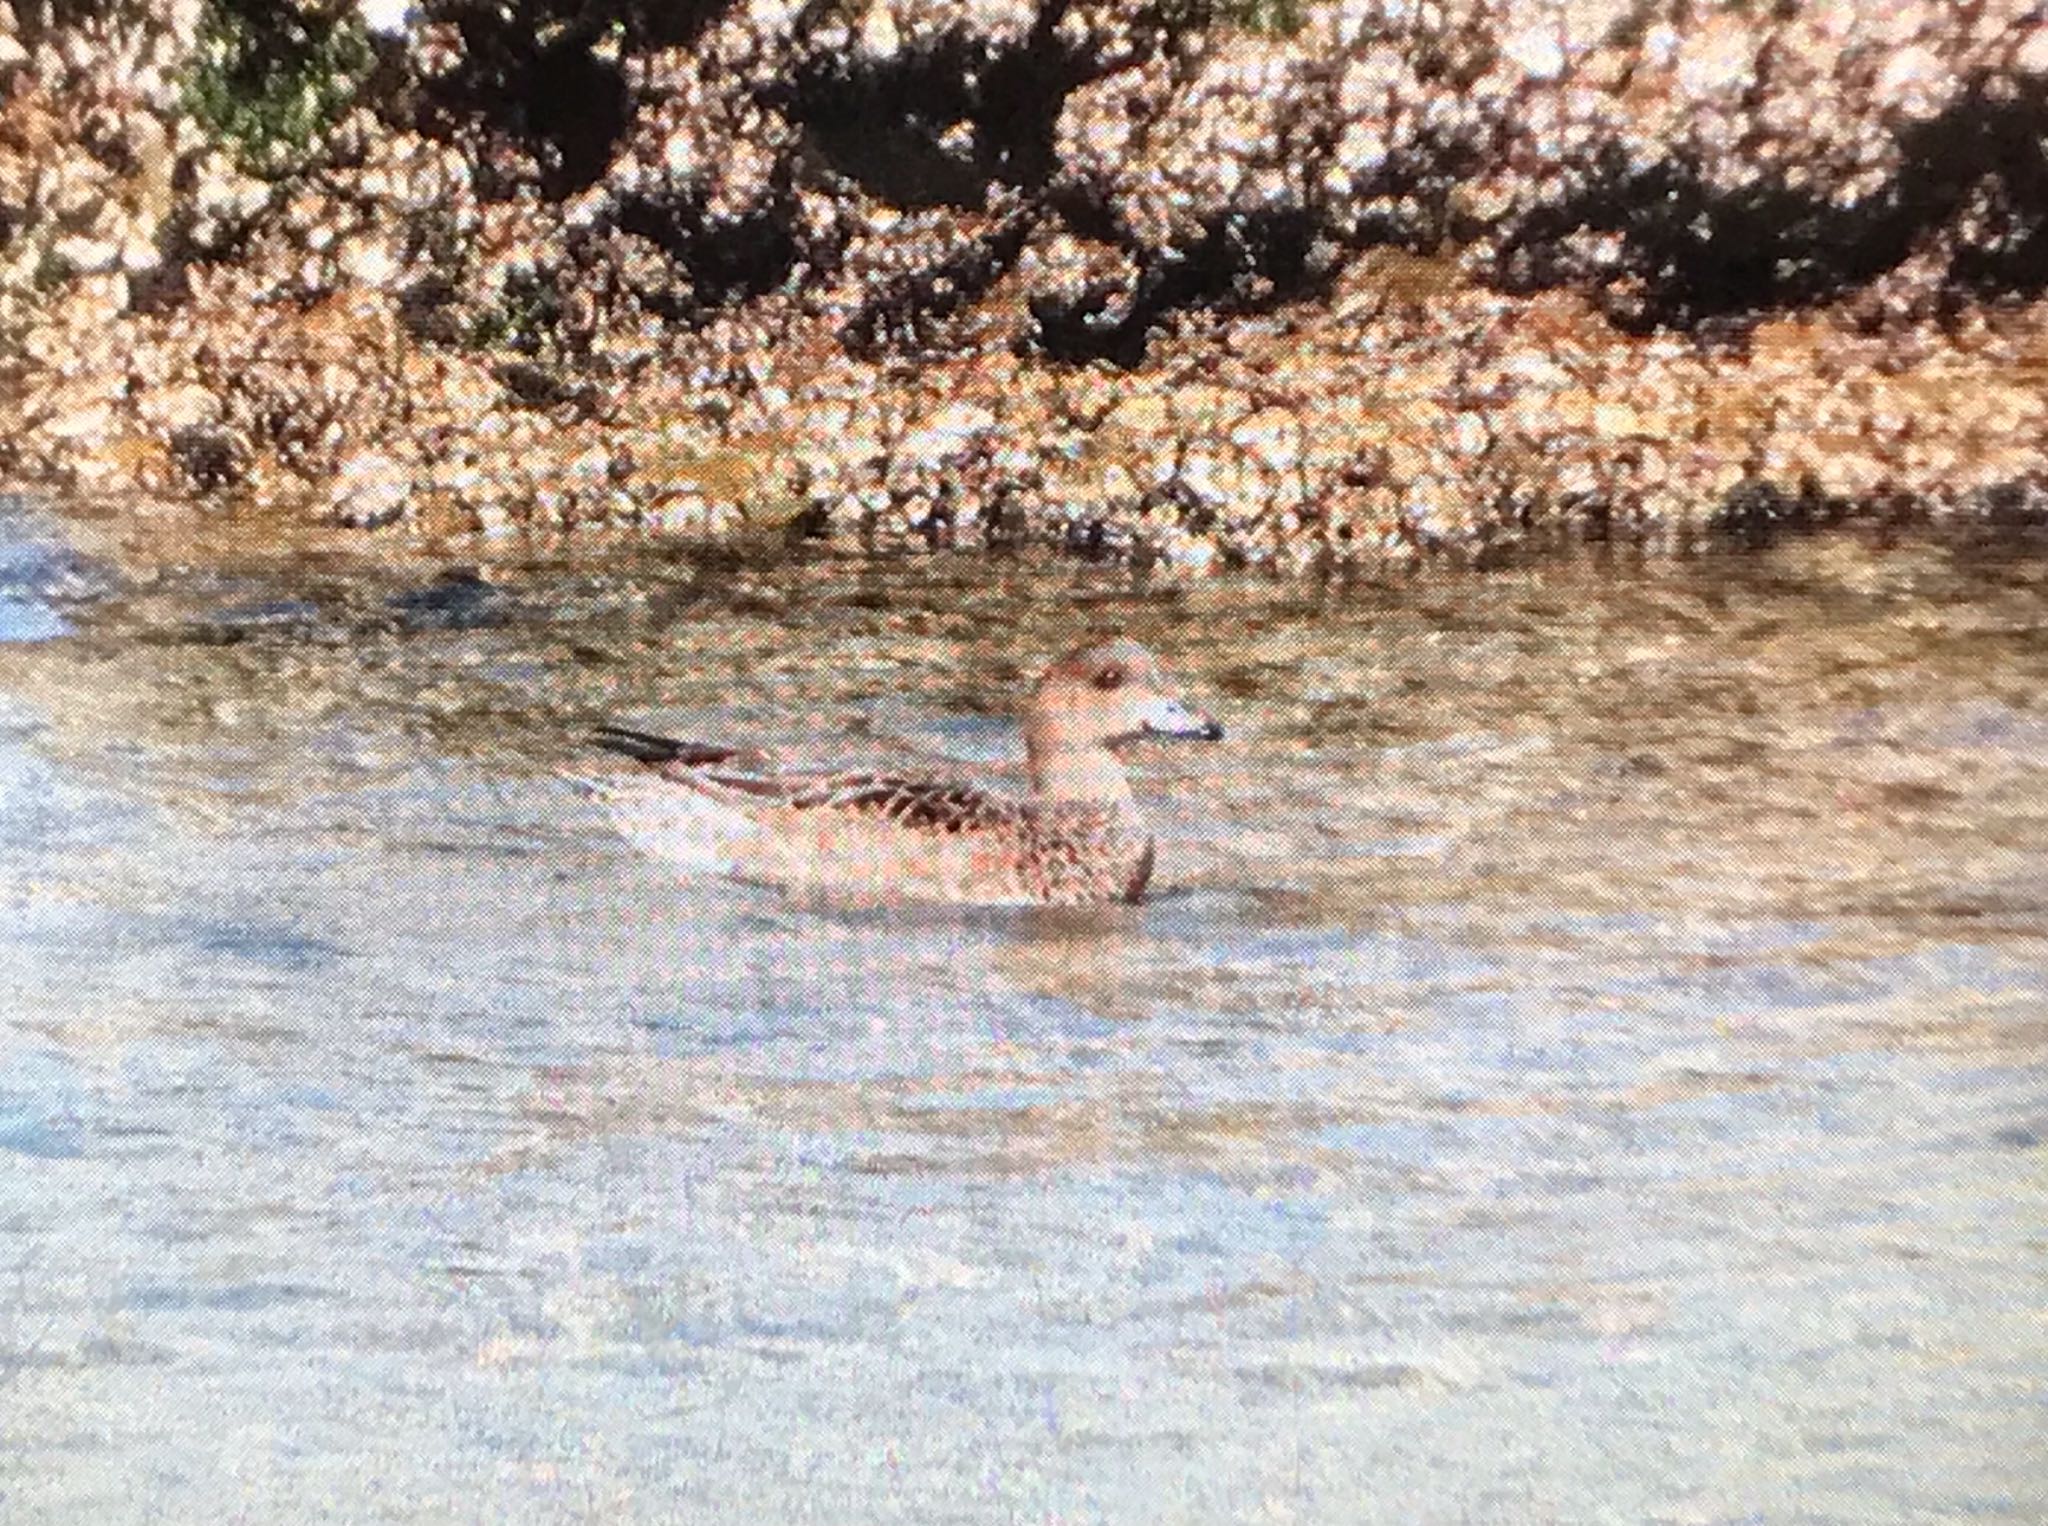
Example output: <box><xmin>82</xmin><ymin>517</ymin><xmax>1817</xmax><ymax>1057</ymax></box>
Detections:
<box><xmin>582</xmin><ymin>772</ymin><xmax>760</xmax><ymax>877</ymax></box>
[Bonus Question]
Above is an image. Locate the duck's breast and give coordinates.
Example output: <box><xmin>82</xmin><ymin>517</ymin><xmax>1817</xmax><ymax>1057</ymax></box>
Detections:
<box><xmin>1019</xmin><ymin>804</ymin><xmax>1156</xmax><ymax>906</ymax></box>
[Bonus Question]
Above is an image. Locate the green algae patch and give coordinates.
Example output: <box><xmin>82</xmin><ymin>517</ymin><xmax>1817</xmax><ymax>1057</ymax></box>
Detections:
<box><xmin>182</xmin><ymin>0</ymin><xmax>375</xmax><ymax>179</ymax></box>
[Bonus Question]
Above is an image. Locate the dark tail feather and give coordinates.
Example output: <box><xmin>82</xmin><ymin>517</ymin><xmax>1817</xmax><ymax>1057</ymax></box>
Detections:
<box><xmin>591</xmin><ymin>725</ymin><xmax>737</xmax><ymax>768</ymax></box>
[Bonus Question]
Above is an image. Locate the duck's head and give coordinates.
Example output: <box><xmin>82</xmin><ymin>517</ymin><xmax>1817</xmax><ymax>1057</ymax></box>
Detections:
<box><xmin>1024</xmin><ymin>639</ymin><xmax>1223</xmax><ymax>794</ymax></box>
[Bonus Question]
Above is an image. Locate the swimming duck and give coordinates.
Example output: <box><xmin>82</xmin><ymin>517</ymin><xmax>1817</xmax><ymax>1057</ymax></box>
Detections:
<box><xmin>591</xmin><ymin>637</ymin><xmax>1223</xmax><ymax>906</ymax></box>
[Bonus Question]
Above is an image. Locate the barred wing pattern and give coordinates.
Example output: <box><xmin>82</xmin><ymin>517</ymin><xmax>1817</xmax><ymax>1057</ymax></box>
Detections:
<box><xmin>703</xmin><ymin>770</ymin><xmax>1026</xmax><ymax>835</ymax></box>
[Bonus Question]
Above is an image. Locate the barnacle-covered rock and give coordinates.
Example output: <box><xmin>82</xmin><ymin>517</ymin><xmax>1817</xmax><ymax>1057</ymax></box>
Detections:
<box><xmin>0</xmin><ymin>0</ymin><xmax>2046</xmax><ymax>573</ymax></box>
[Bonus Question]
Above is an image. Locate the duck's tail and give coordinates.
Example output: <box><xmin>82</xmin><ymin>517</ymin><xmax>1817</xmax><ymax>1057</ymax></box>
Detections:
<box><xmin>577</xmin><ymin>763</ymin><xmax>761</xmax><ymax>878</ymax></box>
<box><xmin>590</xmin><ymin>725</ymin><xmax>739</xmax><ymax>769</ymax></box>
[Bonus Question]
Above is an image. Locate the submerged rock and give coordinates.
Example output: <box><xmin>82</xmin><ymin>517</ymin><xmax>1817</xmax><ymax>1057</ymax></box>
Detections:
<box><xmin>386</xmin><ymin>566</ymin><xmax>508</xmax><ymax>630</ymax></box>
<box><xmin>0</xmin><ymin>492</ymin><xmax>110</xmax><ymax>643</ymax></box>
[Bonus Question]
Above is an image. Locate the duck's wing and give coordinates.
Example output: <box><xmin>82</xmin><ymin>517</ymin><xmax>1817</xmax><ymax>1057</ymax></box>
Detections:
<box><xmin>593</xmin><ymin>726</ymin><xmax>1024</xmax><ymax>833</ymax></box>
<box><xmin>714</xmin><ymin>769</ymin><xmax>1026</xmax><ymax>835</ymax></box>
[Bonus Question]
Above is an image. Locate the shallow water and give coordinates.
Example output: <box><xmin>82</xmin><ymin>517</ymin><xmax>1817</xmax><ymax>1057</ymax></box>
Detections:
<box><xmin>2</xmin><ymin>497</ymin><xmax>2045</xmax><ymax>1523</ymax></box>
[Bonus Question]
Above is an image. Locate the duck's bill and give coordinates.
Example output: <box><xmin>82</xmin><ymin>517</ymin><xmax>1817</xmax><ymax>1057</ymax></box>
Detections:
<box><xmin>1137</xmin><ymin>696</ymin><xmax>1225</xmax><ymax>741</ymax></box>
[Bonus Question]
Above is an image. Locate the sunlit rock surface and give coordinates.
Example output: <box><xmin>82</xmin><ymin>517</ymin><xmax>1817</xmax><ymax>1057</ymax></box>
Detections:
<box><xmin>1</xmin><ymin>0</ymin><xmax>2046</xmax><ymax>567</ymax></box>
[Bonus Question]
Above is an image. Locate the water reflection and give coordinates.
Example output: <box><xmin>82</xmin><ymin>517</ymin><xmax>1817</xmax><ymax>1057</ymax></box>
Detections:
<box><xmin>1</xmin><ymin>506</ymin><xmax>2046</xmax><ymax>1520</ymax></box>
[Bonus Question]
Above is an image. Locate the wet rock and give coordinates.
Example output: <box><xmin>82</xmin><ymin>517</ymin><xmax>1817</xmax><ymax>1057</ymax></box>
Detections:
<box><xmin>180</xmin><ymin>148</ymin><xmax>272</xmax><ymax>255</ymax></box>
<box><xmin>387</xmin><ymin>567</ymin><xmax>507</xmax><ymax>631</ymax></box>
<box><xmin>167</xmin><ymin>423</ymin><xmax>245</xmax><ymax>493</ymax></box>
<box><xmin>330</xmin><ymin>449</ymin><xmax>412</xmax><ymax>528</ymax></box>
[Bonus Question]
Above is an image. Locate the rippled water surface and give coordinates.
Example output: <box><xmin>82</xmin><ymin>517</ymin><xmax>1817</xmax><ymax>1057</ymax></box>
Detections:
<box><xmin>2</xmin><ymin>496</ymin><xmax>2046</xmax><ymax>1522</ymax></box>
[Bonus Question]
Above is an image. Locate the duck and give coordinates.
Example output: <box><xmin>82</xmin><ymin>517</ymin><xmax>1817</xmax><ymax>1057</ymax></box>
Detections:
<box><xmin>590</xmin><ymin>637</ymin><xmax>1223</xmax><ymax>906</ymax></box>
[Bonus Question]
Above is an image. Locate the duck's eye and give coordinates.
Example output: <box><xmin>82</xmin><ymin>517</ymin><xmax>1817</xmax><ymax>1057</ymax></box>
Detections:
<box><xmin>1094</xmin><ymin>665</ymin><xmax>1126</xmax><ymax>691</ymax></box>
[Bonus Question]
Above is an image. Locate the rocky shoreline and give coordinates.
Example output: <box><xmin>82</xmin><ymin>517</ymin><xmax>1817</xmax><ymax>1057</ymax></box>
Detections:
<box><xmin>2</xmin><ymin>0</ymin><xmax>2046</xmax><ymax>571</ymax></box>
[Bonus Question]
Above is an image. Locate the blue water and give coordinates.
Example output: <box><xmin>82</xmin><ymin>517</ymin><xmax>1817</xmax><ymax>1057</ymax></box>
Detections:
<box><xmin>1</xmin><ymin>506</ymin><xmax>2045</xmax><ymax>1522</ymax></box>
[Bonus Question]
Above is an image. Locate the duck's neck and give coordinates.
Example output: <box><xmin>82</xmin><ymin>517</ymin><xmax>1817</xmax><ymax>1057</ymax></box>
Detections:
<box><xmin>1026</xmin><ymin>738</ymin><xmax>1137</xmax><ymax>810</ymax></box>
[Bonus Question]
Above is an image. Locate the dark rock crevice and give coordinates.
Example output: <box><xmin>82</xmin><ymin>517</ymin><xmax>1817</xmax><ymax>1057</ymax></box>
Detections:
<box><xmin>1494</xmin><ymin>83</ymin><xmax>2048</xmax><ymax>332</ymax></box>
<box><xmin>418</xmin><ymin>1</ymin><xmax>641</xmax><ymax>196</ymax></box>
<box><xmin>783</xmin><ymin>7</ymin><xmax>1100</xmax><ymax>211</ymax></box>
<box><xmin>613</xmin><ymin>187</ymin><xmax>805</xmax><ymax>313</ymax></box>
<box><xmin>843</xmin><ymin>207</ymin><xmax>1038</xmax><ymax>357</ymax></box>
<box><xmin>1905</xmin><ymin>82</ymin><xmax>2048</xmax><ymax>298</ymax></box>
<box><xmin>1030</xmin><ymin>204</ymin><xmax>1338</xmax><ymax>365</ymax></box>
